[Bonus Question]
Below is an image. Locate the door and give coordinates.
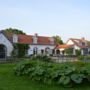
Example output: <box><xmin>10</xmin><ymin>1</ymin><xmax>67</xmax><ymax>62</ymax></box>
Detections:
<box><xmin>0</xmin><ymin>45</ymin><xmax>6</xmax><ymax>58</ymax></box>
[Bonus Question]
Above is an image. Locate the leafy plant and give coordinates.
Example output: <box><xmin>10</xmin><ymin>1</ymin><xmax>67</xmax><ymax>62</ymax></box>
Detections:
<box><xmin>14</xmin><ymin>59</ymin><xmax>90</xmax><ymax>86</ymax></box>
<box><xmin>76</xmin><ymin>50</ymin><xmax>81</xmax><ymax>56</ymax></box>
<box><xmin>71</xmin><ymin>74</ymin><xmax>85</xmax><ymax>84</ymax></box>
<box><xmin>65</xmin><ymin>48</ymin><xmax>73</xmax><ymax>55</ymax></box>
<box><xmin>32</xmin><ymin>55</ymin><xmax>51</xmax><ymax>62</ymax></box>
<box><xmin>78</xmin><ymin>55</ymin><xmax>84</xmax><ymax>60</ymax></box>
<box><xmin>58</xmin><ymin>75</ymin><xmax>70</xmax><ymax>85</ymax></box>
<box><xmin>13</xmin><ymin>43</ymin><xmax>29</xmax><ymax>58</ymax></box>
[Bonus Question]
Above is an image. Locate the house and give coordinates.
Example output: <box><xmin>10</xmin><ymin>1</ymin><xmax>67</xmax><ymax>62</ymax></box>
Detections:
<box><xmin>55</xmin><ymin>38</ymin><xmax>90</xmax><ymax>55</ymax></box>
<box><xmin>55</xmin><ymin>44</ymin><xmax>74</xmax><ymax>55</ymax></box>
<box><xmin>0</xmin><ymin>30</ymin><xmax>56</xmax><ymax>59</ymax></box>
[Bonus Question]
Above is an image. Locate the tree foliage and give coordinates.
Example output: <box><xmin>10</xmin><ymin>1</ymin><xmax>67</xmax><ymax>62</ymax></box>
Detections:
<box><xmin>53</xmin><ymin>35</ymin><xmax>63</xmax><ymax>44</ymax></box>
<box><xmin>12</xmin><ymin>43</ymin><xmax>29</xmax><ymax>58</ymax></box>
<box><xmin>3</xmin><ymin>28</ymin><xmax>26</xmax><ymax>34</ymax></box>
<box><xmin>75</xmin><ymin>49</ymin><xmax>81</xmax><ymax>56</ymax></box>
<box><xmin>65</xmin><ymin>48</ymin><xmax>73</xmax><ymax>55</ymax></box>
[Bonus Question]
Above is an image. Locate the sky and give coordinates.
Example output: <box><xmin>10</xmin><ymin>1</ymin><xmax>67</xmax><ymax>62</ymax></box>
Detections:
<box><xmin>0</xmin><ymin>0</ymin><xmax>90</xmax><ymax>42</ymax></box>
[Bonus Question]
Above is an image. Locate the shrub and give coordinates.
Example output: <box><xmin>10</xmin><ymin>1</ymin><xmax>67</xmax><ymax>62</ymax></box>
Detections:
<box><xmin>13</xmin><ymin>43</ymin><xmax>29</xmax><ymax>58</ymax></box>
<box><xmin>76</xmin><ymin>50</ymin><xmax>81</xmax><ymax>56</ymax></box>
<box><xmin>32</xmin><ymin>55</ymin><xmax>51</xmax><ymax>62</ymax></box>
<box><xmin>14</xmin><ymin>60</ymin><xmax>90</xmax><ymax>86</ymax></box>
<box><xmin>71</xmin><ymin>73</ymin><xmax>85</xmax><ymax>84</ymax></box>
<box><xmin>78</xmin><ymin>55</ymin><xmax>84</xmax><ymax>60</ymax></box>
<box><xmin>65</xmin><ymin>48</ymin><xmax>73</xmax><ymax>55</ymax></box>
<box><xmin>78</xmin><ymin>55</ymin><xmax>90</xmax><ymax>61</ymax></box>
<box><xmin>85</xmin><ymin>55</ymin><xmax>90</xmax><ymax>60</ymax></box>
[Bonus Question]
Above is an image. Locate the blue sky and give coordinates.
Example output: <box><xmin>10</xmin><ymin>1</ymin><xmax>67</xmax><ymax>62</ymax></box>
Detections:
<box><xmin>0</xmin><ymin>0</ymin><xmax>90</xmax><ymax>41</ymax></box>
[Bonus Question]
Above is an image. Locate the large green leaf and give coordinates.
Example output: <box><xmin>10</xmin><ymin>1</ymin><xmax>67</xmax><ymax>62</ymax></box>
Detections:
<box><xmin>58</xmin><ymin>75</ymin><xmax>70</xmax><ymax>85</ymax></box>
<box><xmin>71</xmin><ymin>74</ymin><xmax>84</xmax><ymax>84</ymax></box>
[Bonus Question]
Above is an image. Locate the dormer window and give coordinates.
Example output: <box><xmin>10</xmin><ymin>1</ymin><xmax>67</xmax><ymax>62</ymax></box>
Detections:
<box><xmin>82</xmin><ymin>42</ymin><xmax>85</xmax><ymax>46</ymax></box>
<box><xmin>13</xmin><ymin>34</ymin><xmax>18</xmax><ymax>43</ymax></box>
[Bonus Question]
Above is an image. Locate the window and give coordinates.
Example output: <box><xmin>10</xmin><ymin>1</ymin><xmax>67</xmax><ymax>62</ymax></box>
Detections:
<box><xmin>82</xmin><ymin>42</ymin><xmax>85</xmax><ymax>46</ymax></box>
<box><xmin>45</xmin><ymin>47</ymin><xmax>50</xmax><ymax>54</ymax></box>
<box><xmin>41</xmin><ymin>49</ymin><xmax>44</xmax><ymax>54</ymax></box>
<box><xmin>33</xmin><ymin>47</ymin><xmax>38</xmax><ymax>54</ymax></box>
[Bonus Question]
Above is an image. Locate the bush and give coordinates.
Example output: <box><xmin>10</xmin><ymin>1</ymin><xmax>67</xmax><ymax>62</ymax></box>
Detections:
<box><xmin>78</xmin><ymin>55</ymin><xmax>84</xmax><ymax>60</ymax></box>
<box><xmin>32</xmin><ymin>55</ymin><xmax>51</xmax><ymax>62</ymax></box>
<box><xmin>65</xmin><ymin>48</ymin><xmax>73</xmax><ymax>55</ymax></box>
<box><xmin>76</xmin><ymin>50</ymin><xmax>81</xmax><ymax>56</ymax></box>
<box><xmin>13</xmin><ymin>43</ymin><xmax>29</xmax><ymax>58</ymax></box>
<box><xmin>78</xmin><ymin>55</ymin><xmax>90</xmax><ymax>61</ymax></box>
<box><xmin>85</xmin><ymin>56</ymin><xmax>90</xmax><ymax>60</ymax></box>
<box><xmin>14</xmin><ymin>60</ymin><xmax>90</xmax><ymax>86</ymax></box>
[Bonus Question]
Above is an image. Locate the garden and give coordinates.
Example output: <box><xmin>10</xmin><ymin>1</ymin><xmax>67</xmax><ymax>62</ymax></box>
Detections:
<box><xmin>0</xmin><ymin>55</ymin><xmax>90</xmax><ymax>90</ymax></box>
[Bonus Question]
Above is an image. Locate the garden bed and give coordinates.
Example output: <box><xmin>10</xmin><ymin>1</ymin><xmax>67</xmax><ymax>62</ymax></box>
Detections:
<box><xmin>0</xmin><ymin>63</ymin><xmax>90</xmax><ymax>90</ymax></box>
<box><xmin>15</xmin><ymin>58</ymin><xmax>90</xmax><ymax>87</ymax></box>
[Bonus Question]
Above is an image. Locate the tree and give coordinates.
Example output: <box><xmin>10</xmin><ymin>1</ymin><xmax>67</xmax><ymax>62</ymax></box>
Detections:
<box><xmin>65</xmin><ymin>48</ymin><xmax>73</xmax><ymax>55</ymax></box>
<box><xmin>53</xmin><ymin>35</ymin><xmax>63</xmax><ymax>44</ymax></box>
<box><xmin>87</xmin><ymin>41</ymin><xmax>90</xmax><ymax>47</ymax></box>
<box><xmin>13</xmin><ymin>43</ymin><xmax>29</xmax><ymax>58</ymax></box>
<box><xmin>3</xmin><ymin>28</ymin><xmax>28</xmax><ymax>58</ymax></box>
<box><xmin>3</xmin><ymin>28</ymin><xmax>26</xmax><ymax>34</ymax></box>
<box><xmin>75</xmin><ymin>49</ymin><xmax>81</xmax><ymax>56</ymax></box>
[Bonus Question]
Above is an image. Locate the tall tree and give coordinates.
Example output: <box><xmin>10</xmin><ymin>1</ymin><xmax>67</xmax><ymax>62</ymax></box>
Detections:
<box><xmin>53</xmin><ymin>35</ymin><xmax>63</xmax><ymax>44</ymax></box>
<box><xmin>3</xmin><ymin>28</ymin><xmax>26</xmax><ymax>34</ymax></box>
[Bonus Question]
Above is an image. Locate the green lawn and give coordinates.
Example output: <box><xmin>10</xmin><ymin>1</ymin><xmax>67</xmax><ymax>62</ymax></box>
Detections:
<box><xmin>0</xmin><ymin>63</ymin><xmax>90</xmax><ymax>90</ymax></box>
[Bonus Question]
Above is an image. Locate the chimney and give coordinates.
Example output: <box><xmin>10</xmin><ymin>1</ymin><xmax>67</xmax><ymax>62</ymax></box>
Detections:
<box><xmin>81</xmin><ymin>37</ymin><xmax>87</xmax><ymax>46</ymax></box>
<box><xmin>81</xmin><ymin>37</ymin><xmax>85</xmax><ymax>41</ymax></box>
<box><xmin>34</xmin><ymin>33</ymin><xmax>38</xmax><ymax>37</ymax></box>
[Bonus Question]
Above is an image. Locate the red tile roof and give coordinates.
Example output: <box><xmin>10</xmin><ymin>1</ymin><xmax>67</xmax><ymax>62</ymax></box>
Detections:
<box><xmin>18</xmin><ymin>34</ymin><xmax>33</xmax><ymax>44</ymax></box>
<box><xmin>55</xmin><ymin>38</ymin><xmax>89</xmax><ymax>49</ymax></box>
<box><xmin>55</xmin><ymin>44</ymin><xmax>74</xmax><ymax>49</ymax></box>
<box><xmin>38</xmin><ymin>36</ymin><xmax>51</xmax><ymax>45</ymax></box>
<box><xmin>18</xmin><ymin>34</ymin><xmax>54</xmax><ymax>45</ymax></box>
<box><xmin>2</xmin><ymin>31</ymin><xmax>55</xmax><ymax>45</ymax></box>
<box><xmin>68</xmin><ymin>38</ymin><xmax>88</xmax><ymax>48</ymax></box>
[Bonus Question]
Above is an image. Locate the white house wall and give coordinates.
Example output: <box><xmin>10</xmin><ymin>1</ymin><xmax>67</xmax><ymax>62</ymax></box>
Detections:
<box><xmin>0</xmin><ymin>33</ymin><xmax>13</xmax><ymax>57</ymax></box>
<box><xmin>67</xmin><ymin>39</ymin><xmax>80</xmax><ymax>49</ymax></box>
<box><xmin>28</xmin><ymin>44</ymin><xmax>55</xmax><ymax>55</ymax></box>
<box><xmin>74</xmin><ymin>45</ymin><xmax>80</xmax><ymax>50</ymax></box>
<box><xmin>66</xmin><ymin>40</ymin><xmax>74</xmax><ymax>45</ymax></box>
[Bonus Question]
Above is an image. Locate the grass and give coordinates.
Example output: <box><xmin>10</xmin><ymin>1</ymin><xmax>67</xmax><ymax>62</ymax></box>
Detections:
<box><xmin>0</xmin><ymin>63</ymin><xmax>90</xmax><ymax>90</ymax></box>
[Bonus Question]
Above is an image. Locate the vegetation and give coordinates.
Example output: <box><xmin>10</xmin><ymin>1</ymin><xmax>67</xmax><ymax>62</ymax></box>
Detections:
<box><xmin>76</xmin><ymin>50</ymin><xmax>81</xmax><ymax>56</ymax></box>
<box><xmin>12</xmin><ymin>43</ymin><xmax>29</xmax><ymax>58</ymax></box>
<box><xmin>65</xmin><ymin>48</ymin><xmax>73</xmax><ymax>55</ymax></box>
<box><xmin>78</xmin><ymin>55</ymin><xmax>90</xmax><ymax>61</ymax></box>
<box><xmin>3</xmin><ymin>28</ymin><xmax>26</xmax><ymax>34</ymax></box>
<box><xmin>0</xmin><ymin>62</ymin><xmax>90</xmax><ymax>89</ymax></box>
<box><xmin>53</xmin><ymin>35</ymin><xmax>63</xmax><ymax>44</ymax></box>
<box><xmin>15</xmin><ymin>59</ymin><xmax>90</xmax><ymax>87</ymax></box>
<box><xmin>31</xmin><ymin>55</ymin><xmax>52</xmax><ymax>62</ymax></box>
<box><xmin>0</xmin><ymin>63</ymin><xmax>68</xmax><ymax>90</ymax></box>
<box><xmin>78</xmin><ymin>55</ymin><xmax>85</xmax><ymax>61</ymax></box>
